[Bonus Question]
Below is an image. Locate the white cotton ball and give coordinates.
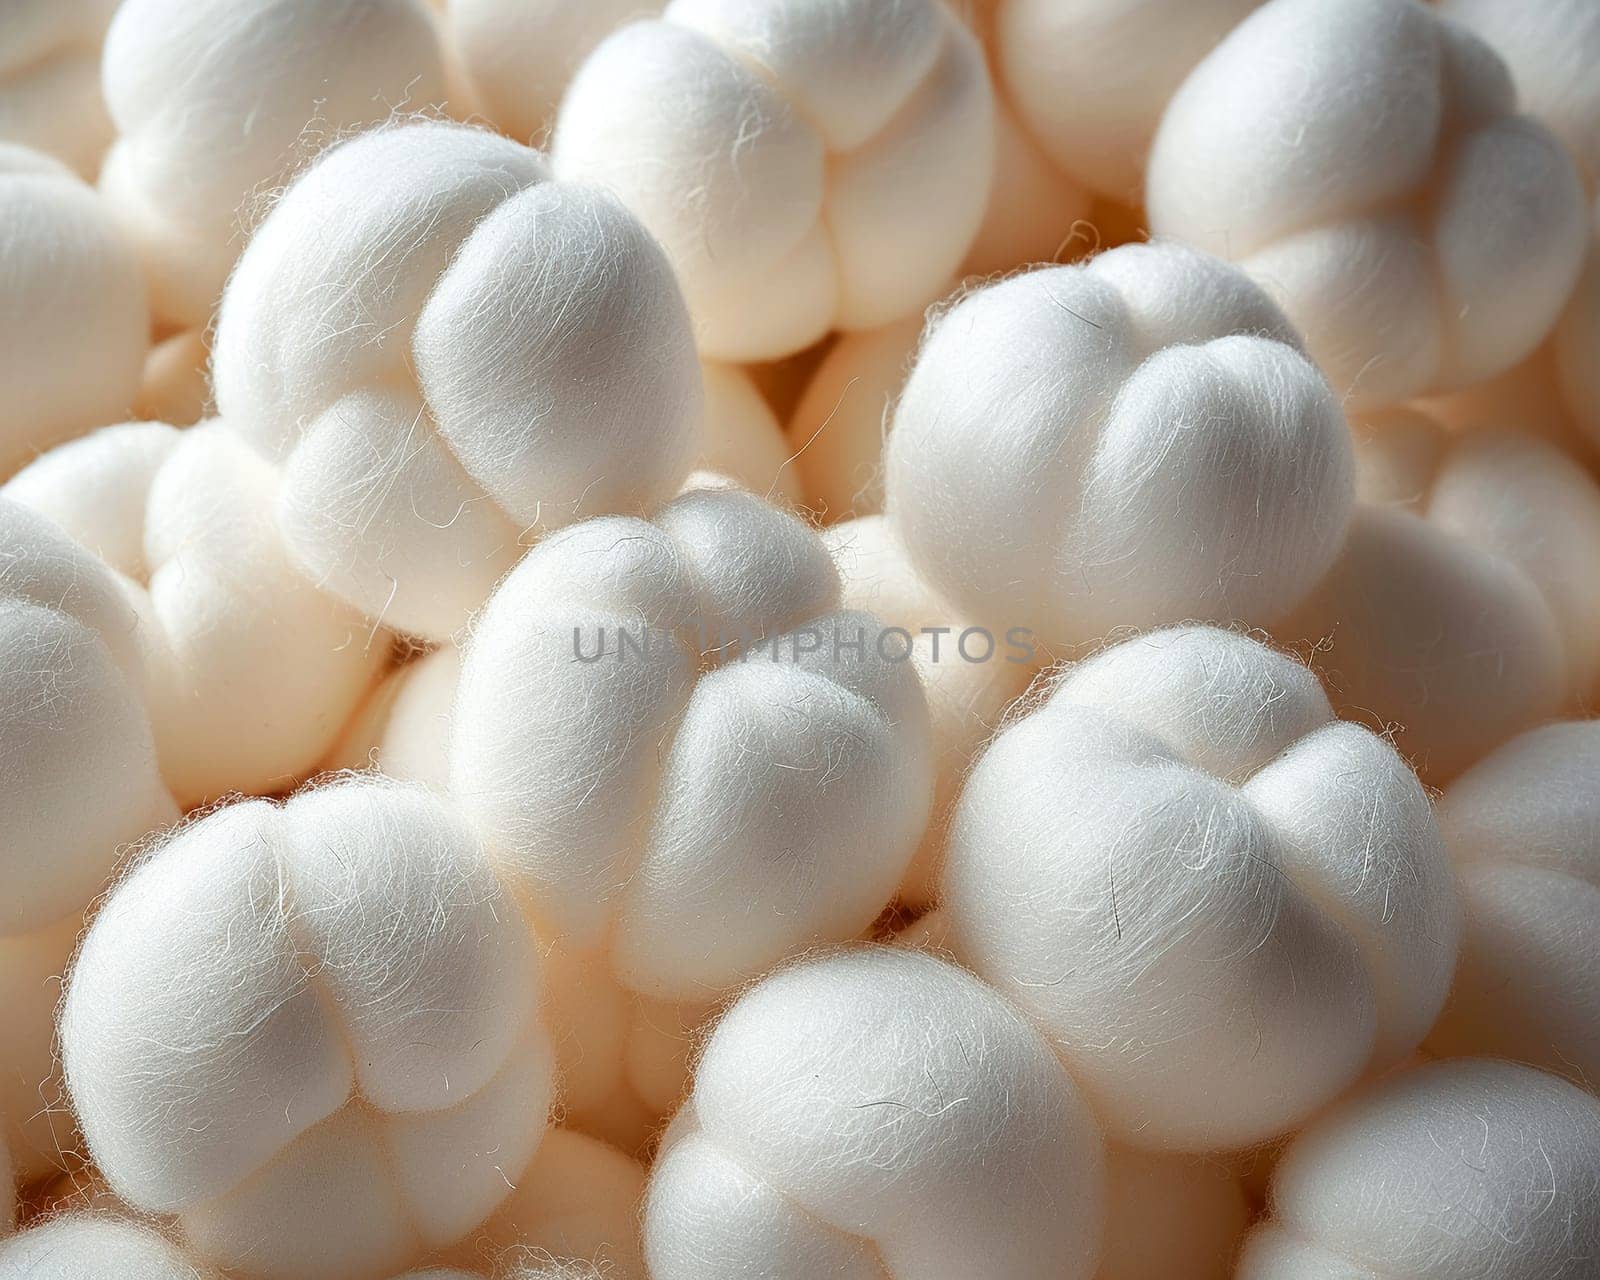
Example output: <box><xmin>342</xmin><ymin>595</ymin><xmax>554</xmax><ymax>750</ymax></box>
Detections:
<box><xmin>99</xmin><ymin>0</ymin><xmax>449</xmax><ymax>332</ymax></box>
<box><xmin>324</xmin><ymin>646</ymin><xmax>460</xmax><ymax>791</ymax></box>
<box><xmin>4</xmin><ymin>421</ymin><xmax>388</xmax><ymax>806</ymax></box>
<box><xmin>1237</xmin><ymin>1060</ymin><xmax>1600</xmax><ymax>1279</ymax></box>
<box><xmin>1555</xmin><ymin>200</ymin><xmax>1600</xmax><ymax>454</ymax></box>
<box><xmin>1283</xmin><ymin>408</ymin><xmax>1600</xmax><ymax>781</ymax></box>
<box><xmin>644</xmin><ymin>946</ymin><xmax>1107</xmax><ymax>1279</ymax></box>
<box><xmin>553</xmin><ymin>0</ymin><xmax>994</xmax><ymax>360</ymax></box>
<box><xmin>0</xmin><ymin>144</ymin><xmax>147</xmax><ymax>479</ymax></box>
<box><xmin>0</xmin><ymin>1</ymin><xmax>115</xmax><ymax>177</ymax></box>
<box><xmin>994</xmin><ymin>0</ymin><xmax>1262</xmax><ymax>203</ymax></box>
<box><xmin>1099</xmin><ymin>1149</ymin><xmax>1250</xmax><ymax>1280</ymax></box>
<box><xmin>884</xmin><ymin>241</ymin><xmax>1355</xmax><ymax>649</ymax></box>
<box><xmin>213</xmin><ymin>120</ymin><xmax>701</xmax><ymax>642</ymax></box>
<box><xmin>943</xmin><ymin>625</ymin><xmax>1461</xmax><ymax>1152</ymax></box>
<box><xmin>60</xmin><ymin>779</ymin><xmax>555</xmax><ymax>1280</ymax></box>
<box><xmin>696</xmin><ymin>363</ymin><xmax>802</xmax><ymax>506</ymax></box>
<box><xmin>0</xmin><ymin>1216</ymin><xmax>216</xmax><ymax>1279</ymax></box>
<box><xmin>1148</xmin><ymin>0</ymin><xmax>1589</xmax><ymax>408</ymax></box>
<box><xmin>1424</xmin><ymin>722</ymin><xmax>1600</xmax><ymax>1086</ymax></box>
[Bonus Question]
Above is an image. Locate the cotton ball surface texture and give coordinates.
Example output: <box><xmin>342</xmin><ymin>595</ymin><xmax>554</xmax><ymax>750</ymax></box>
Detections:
<box><xmin>943</xmin><ymin>625</ymin><xmax>1462</xmax><ymax>1152</ymax></box>
<box><xmin>99</xmin><ymin>0</ymin><xmax>450</xmax><ymax>332</ymax></box>
<box><xmin>885</xmin><ymin>240</ymin><xmax>1355</xmax><ymax>649</ymax></box>
<box><xmin>1425</xmin><ymin>721</ymin><xmax>1600</xmax><ymax>1087</ymax></box>
<box><xmin>0</xmin><ymin>1216</ymin><xmax>217</xmax><ymax>1279</ymax></box>
<box><xmin>1237</xmin><ymin>1060</ymin><xmax>1600</xmax><ymax>1279</ymax></box>
<box><xmin>643</xmin><ymin>946</ymin><xmax>1107</xmax><ymax>1280</ymax></box>
<box><xmin>213</xmin><ymin>120</ymin><xmax>701</xmax><ymax>642</ymax></box>
<box><xmin>553</xmin><ymin>0</ymin><xmax>994</xmax><ymax>360</ymax></box>
<box><xmin>0</xmin><ymin>0</ymin><xmax>115</xmax><ymax>177</ymax></box>
<box><xmin>1148</xmin><ymin>0</ymin><xmax>1589</xmax><ymax>408</ymax></box>
<box><xmin>4</xmin><ymin>421</ymin><xmax>387</xmax><ymax>806</ymax></box>
<box><xmin>0</xmin><ymin>144</ymin><xmax>146</xmax><ymax>479</ymax></box>
<box><xmin>60</xmin><ymin>779</ymin><xmax>555</xmax><ymax>1280</ymax></box>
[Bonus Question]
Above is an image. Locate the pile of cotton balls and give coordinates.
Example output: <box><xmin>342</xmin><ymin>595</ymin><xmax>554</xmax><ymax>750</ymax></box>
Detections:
<box><xmin>2</xmin><ymin>0</ymin><xmax>1599</xmax><ymax>1276</ymax></box>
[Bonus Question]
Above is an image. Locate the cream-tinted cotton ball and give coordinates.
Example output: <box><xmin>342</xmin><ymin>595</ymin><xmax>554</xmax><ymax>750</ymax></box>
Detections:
<box><xmin>885</xmin><ymin>241</ymin><xmax>1354</xmax><ymax>648</ymax></box>
<box><xmin>0</xmin><ymin>1216</ymin><xmax>218</xmax><ymax>1279</ymax></box>
<box><xmin>0</xmin><ymin>144</ymin><xmax>146</xmax><ymax>479</ymax></box>
<box><xmin>553</xmin><ymin>0</ymin><xmax>994</xmax><ymax>360</ymax></box>
<box><xmin>1148</xmin><ymin>0</ymin><xmax>1588</xmax><ymax>408</ymax></box>
<box><xmin>644</xmin><ymin>946</ymin><xmax>1106</xmax><ymax>1279</ymax></box>
<box><xmin>4</xmin><ymin>421</ymin><xmax>387</xmax><ymax>806</ymax></box>
<box><xmin>61</xmin><ymin>780</ymin><xmax>554</xmax><ymax>1280</ymax></box>
<box><xmin>1237</xmin><ymin>1060</ymin><xmax>1600</xmax><ymax>1279</ymax></box>
<box><xmin>213</xmin><ymin>120</ymin><xmax>700</xmax><ymax>642</ymax></box>
<box><xmin>324</xmin><ymin>646</ymin><xmax>460</xmax><ymax>791</ymax></box>
<box><xmin>99</xmin><ymin>0</ymin><xmax>449</xmax><ymax>331</ymax></box>
<box><xmin>1426</xmin><ymin>722</ymin><xmax>1600</xmax><ymax>1086</ymax></box>
<box><xmin>696</xmin><ymin>363</ymin><xmax>802</xmax><ymax>506</ymax></box>
<box><xmin>943</xmin><ymin>626</ymin><xmax>1461</xmax><ymax>1152</ymax></box>
<box><xmin>0</xmin><ymin>1</ymin><xmax>115</xmax><ymax>177</ymax></box>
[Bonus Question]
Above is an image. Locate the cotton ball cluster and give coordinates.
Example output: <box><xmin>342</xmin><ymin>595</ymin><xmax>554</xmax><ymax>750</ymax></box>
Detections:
<box><xmin>0</xmin><ymin>1216</ymin><xmax>217</xmax><ymax>1279</ymax></box>
<box><xmin>99</xmin><ymin>0</ymin><xmax>450</xmax><ymax>333</ymax></box>
<box><xmin>0</xmin><ymin>499</ymin><xmax>178</xmax><ymax>1178</ymax></box>
<box><xmin>1237</xmin><ymin>1060</ymin><xmax>1600</xmax><ymax>1278</ymax></box>
<box><xmin>885</xmin><ymin>240</ymin><xmax>1355</xmax><ymax>649</ymax></box>
<box><xmin>4</xmin><ymin>421</ymin><xmax>387</xmax><ymax>806</ymax></box>
<box><xmin>644</xmin><ymin>946</ymin><xmax>1106</xmax><ymax>1279</ymax></box>
<box><xmin>1425</xmin><ymin>722</ymin><xmax>1600</xmax><ymax>1086</ymax></box>
<box><xmin>61</xmin><ymin>780</ymin><xmax>554</xmax><ymax>1280</ymax></box>
<box><xmin>554</xmin><ymin>0</ymin><xmax>994</xmax><ymax>360</ymax></box>
<box><xmin>0</xmin><ymin>0</ymin><xmax>115</xmax><ymax>177</ymax></box>
<box><xmin>1284</xmin><ymin>409</ymin><xmax>1600</xmax><ymax>780</ymax></box>
<box><xmin>944</xmin><ymin>626</ymin><xmax>1461</xmax><ymax>1152</ymax></box>
<box><xmin>0</xmin><ymin>144</ymin><xmax>146</xmax><ymax>479</ymax></box>
<box><xmin>214</xmin><ymin>120</ymin><xmax>701</xmax><ymax>641</ymax></box>
<box><xmin>1149</xmin><ymin>0</ymin><xmax>1589</xmax><ymax>409</ymax></box>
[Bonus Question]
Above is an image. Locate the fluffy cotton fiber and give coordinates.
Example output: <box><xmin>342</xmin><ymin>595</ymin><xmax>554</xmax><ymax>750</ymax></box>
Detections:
<box><xmin>943</xmin><ymin>625</ymin><xmax>1461</xmax><ymax>1152</ymax></box>
<box><xmin>1148</xmin><ymin>0</ymin><xmax>1589</xmax><ymax>407</ymax></box>
<box><xmin>0</xmin><ymin>1216</ymin><xmax>218</xmax><ymax>1279</ymax></box>
<box><xmin>0</xmin><ymin>0</ymin><xmax>115</xmax><ymax>177</ymax></box>
<box><xmin>0</xmin><ymin>144</ymin><xmax>146</xmax><ymax>479</ymax></box>
<box><xmin>4</xmin><ymin>421</ymin><xmax>387</xmax><ymax>806</ymax></box>
<box><xmin>553</xmin><ymin>0</ymin><xmax>994</xmax><ymax>360</ymax></box>
<box><xmin>884</xmin><ymin>240</ymin><xmax>1355</xmax><ymax>649</ymax></box>
<box><xmin>60</xmin><ymin>779</ymin><xmax>554</xmax><ymax>1280</ymax></box>
<box><xmin>1425</xmin><ymin>722</ymin><xmax>1600</xmax><ymax>1086</ymax></box>
<box><xmin>1236</xmin><ymin>1060</ymin><xmax>1600</xmax><ymax>1279</ymax></box>
<box><xmin>213</xmin><ymin>120</ymin><xmax>702</xmax><ymax>642</ymax></box>
<box><xmin>99</xmin><ymin>0</ymin><xmax>449</xmax><ymax>332</ymax></box>
<box><xmin>643</xmin><ymin>946</ymin><xmax>1106</xmax><ymax>1279</ymax></box>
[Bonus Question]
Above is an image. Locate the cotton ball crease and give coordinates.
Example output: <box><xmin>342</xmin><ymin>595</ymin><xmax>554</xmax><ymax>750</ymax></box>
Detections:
<box><xmin>99</xmin><ymin>0</ymin><xmax>450</xmax><ymax>333</ymax></box>
<box><xmin>885</xmin><ymin>241</ymin><xmax>1354</xmax><ymax>649</ymax></box>
<box><xmin>213</xmin><ymin>120</ymin><xmax>701</xmax><ymax>641</ymax></box>
<box><xmin>644</xmin><ymin>946</ymin><xmax>1106</xmax><ymax>1279</ymax></box>
<box><xmin>0</xmin><ymin>144</ymin><xmax>146</xmax><ymax>479</ymax></box>
<box><xmin>0</xmin><ymin>1216</ymin><xmax>218</xmax><ymax>1279</ymax></box>
<box><xmin>1424</xmin><ymin>722</ymin><xmax>1600</xmax><ymax>1086</ymax></box>
<box><xmin>695</xmin><ymin>363</ymin><xmax>803</xmax><ymax>507</ymax></box>
<box><xmin>1148</xmin><ymin>0</ymin><xmax>1588</xmax><ymax>408</ymax></box>
<box><xmin>1236</xmin><ymin>1060</ymin><xmax>1600</xmax><ymax>1279</ymax></box>
<box><xmin>0</xmin><ymin>0</ymin><xmax>115</xmax><ymax>177</ymax></box>
<box><xmin>0</xmin><ymin>499</ymin><xmax>178</xmax><ymax>1178</ymax></box>
<box><xmin>4</xmin><ymin>421</ymin><xmax>387</xmax><ymax>806</ymax></box>
<box><xmin>1555</xmin><ymin>198</ymin><xmax>1600</xmax><ymax>454</ymax></box>
<box><xmin>1098</xmin><ymin>1150</ymin><xmax>1250</xmax><ymax>1280</ymax></box>
<box><xmin>943</xmin><ymin>626</ymin><xmax>1461</xmax><ymax>1152</ymax></box>
<box><xmin>553</xmin><ymin>0</ymin><xmax>994</xmax><ymax>360</ymax></box>
<box><xmin>60</xmin><ymin>780</ymin><xmax>555</xmax><ymax>1280</ymax></box>
<box><xmin>324</xmin><ymin>646</ymin><xmax>460</xmax><ymax>791</ymax></box>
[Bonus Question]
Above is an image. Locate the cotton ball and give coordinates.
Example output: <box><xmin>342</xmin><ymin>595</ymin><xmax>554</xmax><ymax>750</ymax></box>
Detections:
<box><xmin>0</xmin><ymin>1</ymin><xmax>115</xmax><ymax>177</ymax></box>
<box><xmin>696</xmin><ymin>363</ymin><xmax>802</xmax><ymax>506</ymax></box>
<box><xmin>1237</xmin><ymin>1060</ymin><xmax>1600</xmax><ymax>1279</ymax></box>
<box><xmin>644</xmin><ymin>946</ymin><xmax>1107</xmax><ymax>1279</ymax></box>
<box><xmin>4</xmin><ymin>421</ymin><xmax>388</xmax><ymax>806</ymax></box>
<box><xmin>885</xmin><ymin>240</ymin><xmax>1354</xmax><ymax>648</ymax></box>
<box><xmin>213</xmin><ymin>120</ymin><xmax>701</xmax><ymax>642</ymax></box>
<box><xmin>553</xmin><ymin>0</ymin><xmax>994</xmax><ymax>360</ymax></box>
<box><xmin>0</xmin><ymin>1216</ymin><xmax>218</xmax><ymax>1279</ymax></box>
<box><xmin>1424</xmin><ymin>722</ymin><xmax>1600</xmax><ymax>1086</ymax></box>
<box><xmin>60</xmin><ymin>779</ymin><xmax>555</xmax><ymax>1280</ymax></box>
<box><xmin>1148</xmin><ymin>0</ymin><xmax>1588</xmax><ymax>408</ymax></box>
<box><xmin>1099</xmin><ymin>1149</ymin><xmax>1249</xmax><ymax>1280</ymax></box>
<box><xmin>134</xmin><ymin>331</ymin><xmax>211</xmax><ymax>428</ymax></box>
<box><xmin>99</xmin><ymin>0</ymin><xmax>449</xmax><ymax>333</ymax></box>
<box><xmin>1283</xmin><ymin>408</ymin><xmax>1600</xmax><ymax>781</ymax></box>
<box><xmin>943</xmin><ymin>625</ymin><xmax>1461</xmax><ymax>1152</ymax></box>
<box><xmin>324</xmin><ymin>645</ymin><xmax>459</xmax><ymax>790</ymax></box>
<box><xmin>993</xmin><ymin>0</ymin><xmax>1262</xmax><ymax>203</ymax></box>
<box><xmin>0</xmin><ymin>144</ymin><xmax>147</xmax><ymax>479</ymax></box>
<box><xmin>1555</xmin><ymin>199</ymin><xmax>1600</xmax><ymax>454</ymax></box>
